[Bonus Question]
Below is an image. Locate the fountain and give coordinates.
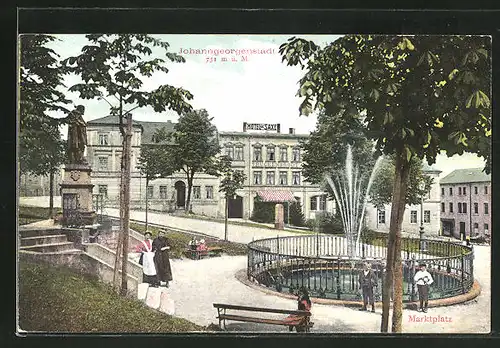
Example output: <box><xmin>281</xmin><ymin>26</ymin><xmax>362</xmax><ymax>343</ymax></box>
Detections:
<box><xmin>324</xmin><ymin>144</ymin><xmax>382</xmax><ymax>258</ymax></box>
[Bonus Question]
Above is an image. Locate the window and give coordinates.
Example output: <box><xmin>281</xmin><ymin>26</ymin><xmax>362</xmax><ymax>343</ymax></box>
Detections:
<box><xmin>266</xmin><ymin>146</ymin><xmax>275</xmax><ymax>161</ymax></box>
<box><xmin>234</xmin><ymin>146</ymin><xmax>243</xmax><ymax>161</ymax></box>
<box><xmin>99</xmin><ymin>134</ymin><xmax>109</xmax><ymax>145</ymax></box>
<box><xmin>459</xmin><ymin>187</ymin><xmax>462</xmax><ymax>195</ymax></box>
<box><xmin>463</xmin><ymin>203</ymin><xmax>467</xmax><ymax>214</ymax></box>
<box><xmin>225</xmin><ymin>146</ymin><xmax>234</xmax><ymax>160</ymax></box>
<box><xmin>410</xmin><ymin>211</ymin><xmax>417</xmax><ymax>223</ymax></box>
<box><xmin>279</xmin><ymin>147</ymin><xmax>288</xmax><ymax>161</ymax></box>
<box><xmin>98</xmin><ymin>156</ymin><xmax>109</xmax><ymax>171</ymax></box>
<box><xmin>474</xmin><ymin>203</ymin><xmax>479</xmax><ymax>214</ymax></box>
<box><xmin>98</xmin><ymin>185</ymin><xmax>108</xmax><ymax>198</ymax></box>
<box><xmin>424</xmin><ymin>210</ymin><xmax>430</xmax><ymax>223</ymax></box>
<box><xmin>449</xmin><ymin>202</ymin><xmax>453</xmax><ymax>213</ymax></box>
<box><xmin>292</xmin><ymin>147</ymin><xmax>301</xmax><ymax>162</ymax></box>
<box><xmin>378</xmin><ymin>209</ymin><xmax>386</xmax><ymax>224</ymax></box>
<box><xmin>449</xmin><ymin>187</ymin><xmax>453</xmax><ymax>195</ymax></box>
<box><xmin>485</xmin><ymin>186</ymin><xmax>488</xmax><ymax>194</ymax></box>
<box><xmin>458</xmin><ymin>203</ymin><xmax>462</xmax><ymax>213</ymax></box>
<box><xmin>463</xmin><ymin>187</ymin><xmax>467</xmax><ymax>195</ymax></box>
<box><xmin>310</xmin><ymin>196</ymin><xmax>318</xmax><ymax>211</ymax></box>
<box><xmin>253</xmin><ymin>171</ymin><xmax>262</xmax><ymax>185</ymax></box>
<box><xmin>441</xmin><ymin>188</ymin><xmax>445</xmax><ymax>196</ymax></box>
<box><xmin>441</xmin><ymin>202</ymin><xmax>445</xmax><ymax>212</ymax></box>
<box><xmin>266</xmin><ymin>171</ymin><xmax>275</xmax><ymax>185</ymax></box>
<box><xmin>292</xmin><ymin>171</ymin><xmax>301</xmax><ymax>185</ymax></box>
<box><xmin>159</xmin><ymin>186</ymin><xmax>168</xmax><ymax>199</ymax></box>
<box><xmin>279</xmin><ymin>171</ymin><xmax>288</xmax><ymax>185</ymax></box>
<box><xmin>193</xmin><ymin>186</ymin><xmax>201</xmax><ymax>199</ymax></box>
<box><xmin>474</xmin><ymin>186</ymin><xmax>478</xmax><ymax>194</ymax></box>
<box><xmin>484</xmin><ymin>223</ymin><xmax>489</xmax><ymax>234</ymax></box>
<box><xmin>206</xmin><ymin>186</ymin><xmax>213</xmax><ymax>199</ymax></box>
<box><xmin>253</xmin><ymin>147</ymin><xmax>262</xmax><ymax>161</ymax></box>
<box><xmin>147</xmin><ymin>186</ymin><xmax>154</xmax><ymax>199</ymax></box>
<box><xmin>484</xmin><ymin>202</ymin><xmax>489</xmax><ymax>215</ymax></box>
<box><xmin>319</xmin><ymin>195</ymin><xmax>327</xmax><ymax>211</ymax></box>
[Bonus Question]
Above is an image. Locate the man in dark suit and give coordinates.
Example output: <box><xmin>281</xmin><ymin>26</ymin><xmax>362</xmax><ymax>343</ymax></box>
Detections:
<box><xmin>359</xmin><ymin>262</ymin><xmax>378</xmax><ymax>312</ymax></box>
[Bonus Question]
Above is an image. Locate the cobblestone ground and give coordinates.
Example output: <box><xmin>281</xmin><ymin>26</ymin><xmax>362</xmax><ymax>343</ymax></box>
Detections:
<box><xmin>19</xmin><ymin>197</ymin><xmax>491</xmax><ymax>333</ymax></box>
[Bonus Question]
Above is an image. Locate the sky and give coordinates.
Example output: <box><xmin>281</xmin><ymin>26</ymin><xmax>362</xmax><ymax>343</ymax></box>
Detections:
<box><xmin>44</xmin><ymin>34</ymin><xmax>488</xmax><ymax>179</ymax></box>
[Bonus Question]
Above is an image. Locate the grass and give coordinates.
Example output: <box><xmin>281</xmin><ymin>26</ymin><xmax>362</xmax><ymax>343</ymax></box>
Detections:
<box><xmin>130</xmin><ymin>222</ymin><xmax>248</xmax><ymax>258</ymax></box>
<box><xmin>18</xmin><ymin>261</ymin><xmax>206</xmax><ymax>333</ymax></box>
<box><xmin>18</xmin><ymin>206</ymin><xmax>58</xmax><ymax>225</ymax></box>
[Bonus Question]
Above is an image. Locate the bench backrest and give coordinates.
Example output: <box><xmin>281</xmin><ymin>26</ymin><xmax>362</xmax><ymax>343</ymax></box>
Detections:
<box><xmin>213</xmin><ymin>303</ymin><xmax>311</xmax><ymax>316</ymax></box>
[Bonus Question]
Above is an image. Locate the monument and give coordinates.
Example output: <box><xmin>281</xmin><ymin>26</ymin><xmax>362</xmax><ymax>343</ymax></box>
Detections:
<box><xmin>59</xmin><ymin>105</ymin><xmax>97</xmax><ymax>227</ymax></box>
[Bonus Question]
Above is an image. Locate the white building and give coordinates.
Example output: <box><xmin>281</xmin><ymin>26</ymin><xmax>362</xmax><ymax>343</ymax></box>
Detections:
<box><xmin>85</xmin><ymin>117</ymin><xmax>334</xmax><ymax>220</ymax></box>
<box><xmin>364</xmin><ymin>163</ymin><xmax>442</xmax><ymax>236</ymax></box>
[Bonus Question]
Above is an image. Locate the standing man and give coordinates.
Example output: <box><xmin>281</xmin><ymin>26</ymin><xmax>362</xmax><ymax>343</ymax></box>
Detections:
<box><xmin>414</xmin><ymin>263</ymin><xmax>434</xmax><ymax>313</ymax></box>
<box><xmin>153</xmin><ymin>229</ymin><xmax>173</xmax><ymax>288</ymax></box>
<box><xmin>358</xmin><ymin>262</ymin><xmax>377</xmax><ymax>312</ymax></box>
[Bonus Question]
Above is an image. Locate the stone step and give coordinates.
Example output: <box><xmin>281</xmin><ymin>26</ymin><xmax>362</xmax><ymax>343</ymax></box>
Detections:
<box><xmin>20</xmin><ymin>242</ymin><xmax>75</xmax><ymax>253</ymax></box>
<box><xmin>20</xmin><ymin>234</ymin><xmax>68</xmax><ymax>247</ymax></box>
<box><xmin>19</xmin><ymin>228</ymin><xmax>63</xmax><ymax>239</ymax></box>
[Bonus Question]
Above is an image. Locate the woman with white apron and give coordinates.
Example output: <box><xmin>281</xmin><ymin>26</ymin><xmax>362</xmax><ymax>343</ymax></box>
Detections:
<box><xmin>136</xmin><ymin>231</ymin><xmax>158</xmax><ymax>287</ymax></box>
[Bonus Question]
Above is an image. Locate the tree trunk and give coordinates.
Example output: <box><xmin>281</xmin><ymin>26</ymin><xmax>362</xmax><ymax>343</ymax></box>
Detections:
<box><xmin>185</xmin><ymin>171</ymin><xmax>194</xmax><ymax>213</ymax></box>
<box><xmin>380</xmin><ymin>151</ymin><xmax>411</xmax><ymax>332</ymax></box>
<box><xmin>145</xmin><ymin>176</ymin><xmax>149</xmax><ymax>231</ymax></box>
<box><xmin>120</xmin><ymin>113</ymin><xmax>132</xmax><ymax>296</ymax></box>
<box><xmin>49</xmin><ymin>171</ymin><xmax>54</xmax><ymax>218</ymax></box>
<box><xmin>225</xmin><ymin>197</ymin><xmax>228</xmax><ymax>241</ymax></box>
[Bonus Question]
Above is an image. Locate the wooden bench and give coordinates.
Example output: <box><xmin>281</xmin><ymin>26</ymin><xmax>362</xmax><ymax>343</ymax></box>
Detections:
<box><xmin>213</xmin><ymin>303</ymin><xmax>313</xmax><ymax>332</ymax></box>
<box><xmin>185</xmin><ymin>246</ymin><xmax>224</xmax><ymax>260</ymax></box>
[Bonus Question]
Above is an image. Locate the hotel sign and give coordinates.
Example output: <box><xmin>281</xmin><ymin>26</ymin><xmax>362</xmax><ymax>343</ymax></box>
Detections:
<box><xmin>243</xmin><ymin>122</ymin><xmax>280</xmax><ymax>133</ymax></box>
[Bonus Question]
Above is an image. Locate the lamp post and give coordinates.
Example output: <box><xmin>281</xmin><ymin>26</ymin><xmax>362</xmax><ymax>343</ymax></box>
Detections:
<box><xmin>419</xmin><ymin>180</ymin><xmax>426</xmax><ymax>252</ymax></box>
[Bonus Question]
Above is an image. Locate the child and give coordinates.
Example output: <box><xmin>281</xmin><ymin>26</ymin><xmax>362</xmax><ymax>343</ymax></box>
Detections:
<box><xmin>414</xmin><ymin>263</ymin><xmax>434</xmax><ymax>313</ymax></box>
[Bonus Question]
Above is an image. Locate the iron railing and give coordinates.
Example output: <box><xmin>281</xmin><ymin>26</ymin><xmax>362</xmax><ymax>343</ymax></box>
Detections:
<box><xmin>247</xmin><ymin>234</ymin><xmax>474</xmax><ymax>302</ymax></box>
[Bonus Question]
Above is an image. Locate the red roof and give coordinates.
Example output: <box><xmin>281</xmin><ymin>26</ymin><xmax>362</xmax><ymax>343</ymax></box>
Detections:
<box><xmin>256</xmin><ymin>190</ymin><xmax>296</xmax><ymax>202</ymax></box>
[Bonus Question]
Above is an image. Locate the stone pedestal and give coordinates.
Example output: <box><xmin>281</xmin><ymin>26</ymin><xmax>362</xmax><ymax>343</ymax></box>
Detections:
<box><xmin>275</xmin><ymin>203</ymin><xmax>284</xmax><ymax>230</ymax></box>
<box><xmin>60</xmin><ymin>163</ymin><xmax>96</xmax><ymax>226</ymax></box>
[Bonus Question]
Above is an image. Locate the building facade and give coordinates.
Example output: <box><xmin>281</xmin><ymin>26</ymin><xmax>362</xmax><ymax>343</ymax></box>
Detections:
<box><xmin>439</xmin><ymin>168</ymin><xmax>491</xmax><ymax>240</ymax></box>
<box><xmin>364</xmin><ymin>164</ymin><xmax>443</xmax><ymax>236</ymax></box>
<box><xmin>85</xmin><ymin>117</ymin><xmax>334</xmax><ymax>220</ymax></box>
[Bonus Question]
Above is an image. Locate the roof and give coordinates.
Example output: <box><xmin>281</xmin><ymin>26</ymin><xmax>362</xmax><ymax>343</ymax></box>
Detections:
<box><xmin>422</xmin><ymin>162</ymin><xmax>442</xmax><ymax>173</ymax></box>
<box><xmin>440</xmin><ymin>168</ymin><xmax>490</xmax><ymax>184</ymax></box>
<box><xmin>256</xmin><ymin>190</ymin><xmax>297</xmax><ymax>202</ymax></box>
<box><xmin>87</xmin><ymin>115</ymin><xmax>176</xmax><ymax>144</ymax></box>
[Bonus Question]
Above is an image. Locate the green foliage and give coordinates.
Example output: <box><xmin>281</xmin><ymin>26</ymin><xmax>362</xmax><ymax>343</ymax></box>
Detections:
<box><xmin>153</xmin><ymin>109</ymin><xmax>221</xmax><ymax>211</ymax></box>
<box><xmin>18</xmin><ymin>262</ymin><xmax>205</xmax><ymax>332</ymax></box>
<box><xmin>219</xmin><ymin>156</ymin><xmax>246</xmax><ymax>199</ymax></box>
<box><xmin>287</xmin><ymin>201</ymin><xmax>306</xmax><ymax>227</ymax></box>
<box><xmin>369</xmin><ymin>156</ymin><xmax>434</xmax><ymax>208</ymax></box>
<box><xmin>306</xmin><ymin>212</ymin><xmax>344</xmax><ymax>234</ymax></box>
<box><xmin>250</xmin><ymin>197</ymin><xmax>276</xmax><ymax>223</ymax></box>
<box><xmin>19</xmin><ymin>34</ymin><xmax>70</xmax><ymax>176</ymax></box>
<box><xmin>280</xmin><ymin>35</ymin><xmax>491</xmax><ymax>172</ymax></box>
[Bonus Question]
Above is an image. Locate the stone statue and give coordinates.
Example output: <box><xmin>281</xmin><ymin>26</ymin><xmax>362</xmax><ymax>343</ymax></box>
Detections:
<box><xmin>63</xmin><ymin>105</ymin><xmax>87</xmax><ymax>164</ymax></box>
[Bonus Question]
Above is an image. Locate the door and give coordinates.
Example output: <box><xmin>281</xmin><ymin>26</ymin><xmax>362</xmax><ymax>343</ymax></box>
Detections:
<box><xmin>228</xmin><ymin>195</ymin><xmax>243</xmax><ymax>218</ymax></box>
<box><xmin>174</xmin><ymin>181</ymin><xmax>186</xmax><ymax>208</ymax></box>
<box><xmin>459</xmin><ymin>222</ymin><xmax>466</xmax><ymax>240</ymax></box>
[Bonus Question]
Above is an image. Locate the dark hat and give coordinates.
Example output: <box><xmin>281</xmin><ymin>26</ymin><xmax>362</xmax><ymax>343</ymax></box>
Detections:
<box><xmin>419</xmin><ymin>263</ymin><xmax>426</xmax><ymax>267</ymax></box>
<box><xmin>144</xmin><ymin>231</ymin><xmax>152</xmax><ymax>237</ymax></box>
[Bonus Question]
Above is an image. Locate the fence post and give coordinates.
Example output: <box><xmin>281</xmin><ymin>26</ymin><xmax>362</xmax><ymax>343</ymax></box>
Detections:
<box><xmin>336</xmin><ymin>261</ymin><xmax>341</xmax><ymax>300</ymax></box>
<box><xmin>461</xmin><ymin>252</ymin><xmax>465</xmax><ymax>294</ymax></box>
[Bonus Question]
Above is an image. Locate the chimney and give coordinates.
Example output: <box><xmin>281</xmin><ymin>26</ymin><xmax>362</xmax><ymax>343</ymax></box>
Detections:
<box><xmin>289</xmin><ymin>128</ymin><xmax>295</xmax><ymax>134</ymax></box>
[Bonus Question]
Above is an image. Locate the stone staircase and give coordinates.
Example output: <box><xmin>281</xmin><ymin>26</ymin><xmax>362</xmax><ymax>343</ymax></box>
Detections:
<box><xmin>19</xmin><ymin>228</ymin><xmax>82</xmax><ymax>255</ymax></box>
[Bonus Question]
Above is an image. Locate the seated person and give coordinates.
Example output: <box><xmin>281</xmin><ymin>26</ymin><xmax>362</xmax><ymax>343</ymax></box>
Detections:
<box><xmin>284</xmin><ymin>287</ymin><xmax>312</xmax><ymax>332</ymax></box>
<box><xmin>188</xmin><ymin>237</ymin><xmax>198</xmax><ymax>250</ymax></box>
<box><xmin>196</xmin><ymin>239</ymin><xmax>208</xmax><ymax>251</ymax></box>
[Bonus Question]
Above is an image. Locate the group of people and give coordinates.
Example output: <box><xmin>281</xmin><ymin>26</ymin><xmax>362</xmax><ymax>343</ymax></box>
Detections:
<box><xmin>188</xmin><ymin>237</ymin><xmax>208</xmax><ymax>251</ymax></box>
<box><xmin>358</xmin><ymin>262</ymin><xmax>434</xmax><ymax>313</ymax></box>
<box><xmin>136</xmin><ymin>230</ymin><xmax>173</xmax><ymax>288</ymax></box>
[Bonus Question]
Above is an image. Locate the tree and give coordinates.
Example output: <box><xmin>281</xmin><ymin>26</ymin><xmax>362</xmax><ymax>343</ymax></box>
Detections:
<box><xmin>19</xmin><ymin>34</ymin><xmax>71</xmax><ymax>216</ymax></box>
<box><xmin>219</xmin><ymin>156</ymin><xmax>246</xmax><ymax>240</ymax></box>
<box><xmin>280</xmin><ymin>35</ymin><xmax>491</xmax><ymax>332</ymax></box>
<box><xmin>370</xmin><ymin>156</ymin><xmax>433</xmax><ymax>209</ymax></box>
<box><xmin>160</xmin><ymin>109</ymin><xmax>221</xmax><ymax>213</ymax></box>
<box><xmin>62</xmin><ymin>34</ymin><xmax>193</xmax><ymax>296</ymax></box>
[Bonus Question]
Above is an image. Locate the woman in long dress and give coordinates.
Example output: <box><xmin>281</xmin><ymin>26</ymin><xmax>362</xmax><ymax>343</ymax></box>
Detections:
<box><xmin>153</xmin><ymin>230</ymin><xmax>173</xmax><ymax>287</ymax></box>
<box><xmin>136</xmin><ymin>231</ymin><xmax>158</xmax><ymax>287</ymax></box>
